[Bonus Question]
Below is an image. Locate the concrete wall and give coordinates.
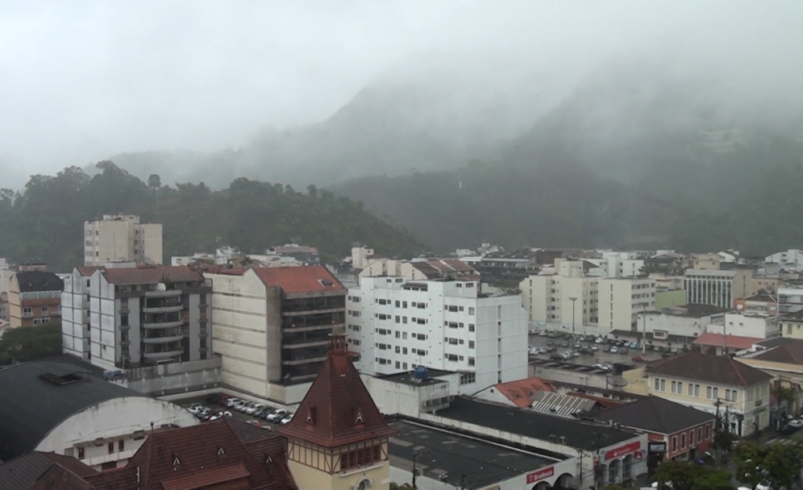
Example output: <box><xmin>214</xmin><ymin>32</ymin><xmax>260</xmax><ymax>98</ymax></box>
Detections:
<box><xmin>707</xmin><ymin>313</ymin><xmax>779</xmax><ymax>339</ymax></box>
<box><xmin>110</xmin><ymin>357</ymin><xmax>222</xmax><ymax>396</ymax></box>
<box><xmin>37</xmin><ymin>396</ymin><xmax>198</xmax><ymax>470</ymax></box>
<box><xmin>655</xmin><ymin>289</ymin><xmax>686</xmax><ymax>310</ymax></box>
<box><xmin>138</xmin><ymin>223</ymin><xmax>163</xmax><ymax>265</ymax></box>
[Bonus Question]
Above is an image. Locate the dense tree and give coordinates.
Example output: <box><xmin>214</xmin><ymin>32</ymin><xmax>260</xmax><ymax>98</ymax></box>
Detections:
<box><xmin>654</xmin><ymin>460</ymin><xmax>734</xmax><ymax>490</ymax></box>
<box><xmin>734</xmin><ymin>440</ymin><xmax>803</xmax><ymax>490</ymax></box>
<box><xmin>0</xmin><ymin>162</ymin><xmax>424</xmax><ymax>270</ymax></box>
<box><xmin>0</xmin><ymin>321</ymin><xmax>62</xmax><ymax>365</ymax></box>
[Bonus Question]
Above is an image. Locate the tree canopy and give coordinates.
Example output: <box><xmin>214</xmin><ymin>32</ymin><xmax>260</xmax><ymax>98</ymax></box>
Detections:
<box><xmin>0</xmin><ymin>162</ymin><xmax>425</xmax><ymax>270</ymax></box>
<box><xmin>0</xmin><ymin>321</ymin><xmax>62</xmax><ymax>365</ymax></box>
<box><xmin>654</xmin><ymin>460</ymin><xmax>734</xmax><ymax>490</ymax></box>
<box><xmin>734</xmin><ymin>440</ymin><xmax>803</xmax><ymax>490</ymax></box>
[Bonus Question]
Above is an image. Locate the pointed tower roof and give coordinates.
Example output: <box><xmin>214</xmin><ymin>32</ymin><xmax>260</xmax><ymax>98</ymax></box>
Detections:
<box><xmin>279</xmin><ymin>333</ymin><xmax>397</xmax><ymax>448</ymax></box>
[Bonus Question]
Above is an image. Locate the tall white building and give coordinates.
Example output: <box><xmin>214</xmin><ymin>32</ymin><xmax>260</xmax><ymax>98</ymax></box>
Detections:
<box><xmin>61</xmin><ymin>266</ymin><xmax>100</xmax><ymax>360</ymax></box>
<box><xmin>597</xmin><ymin>277</ymin><xmax>656</xmax><ymax>331</ymax></box>
<box><xmin>346</xmin><ymin>276</ymin><xmax>528</xmax><ymax>393</ymax></box>
<box><xmin>84</xmin><ymin>214</ymin><xmax>163</xmax><ymax>266</ymax></box>
<box><xmin>520</xmin><ymin>260</ymin><xmax>600</xmax><ymax>327</ymax></box>
<box><xmin>779</xmin><ymin>286</ymin><xmax>803</xmax><ymax>314</ymax></box>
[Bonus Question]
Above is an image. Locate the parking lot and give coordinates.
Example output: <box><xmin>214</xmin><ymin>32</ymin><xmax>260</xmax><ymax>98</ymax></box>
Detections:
<box><xmin>528</xmin><ymin>330</ymin><xmax>671</xmax><ymax>367</ymax></box>
<box><xmin>178</xmin><ymin>394</ymin><xmax>294</xmax><ymax>430</ymax></box>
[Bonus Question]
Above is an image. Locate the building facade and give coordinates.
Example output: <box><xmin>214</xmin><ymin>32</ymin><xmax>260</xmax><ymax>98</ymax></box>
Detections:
<box><xmin>208</xmin><ymin>266</ymin><xmax>347</xmax><ymax>404</ymax></box>
<box><xmin>707</xmin><ymin>312</ymin><xmax>780</xmax><ymax>340</ymax></box>
<box><xmin>683</xmin><ymin>269</ymin><xmax>750</xmax><ymax>309</ymax></box>
<box><xmin>520</xmin><ymin>261</ymin><xmax>600</xmax><ymax>327</ymax></box>
<box><xmin>346</xmin><ymin>276</ymin><xmax>528</xmax><ymax>393</ymax></box>
<box><xmin>778</xmin><ymin>286</ymin><xmax>803</xmax><ymax>315</ymax></box>
<box><xmin>8</xmin><ymin>270</ymin><xmax>63</xmax><ymax>328</ymax></box>
<box><xmin>647</xmin><ymin>353</ymin><xmax>773</xmax><ymax>436</ymax></box>
<box><xmin>84</xmin><ymin>214</ymin><xmax>163</xmax><ymax>266</ymax></box>
<box><xmin>82</xmin><ymin>265</ymin><xmax>212</xmax><ymax>370</ymax></box>
<box><xmin>766</xmin><ymin>249</ymin><xmax>803</xmax><ymax>271</ymax></box>
<box><xmin>61</xmin><ymin>266</ymin><xmax>100</xmax><ymax>360</ymax></box>
<box><xmin>598</xmin><ymin>277</ymin><xmax>656</xmax><ymax>331</ymax></box>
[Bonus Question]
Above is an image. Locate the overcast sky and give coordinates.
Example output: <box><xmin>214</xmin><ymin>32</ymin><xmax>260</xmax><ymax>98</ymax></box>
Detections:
<box><xmin>1</xmin><ymin>1</ymin><xmax>801</xmax><ymax>187</ymax></box>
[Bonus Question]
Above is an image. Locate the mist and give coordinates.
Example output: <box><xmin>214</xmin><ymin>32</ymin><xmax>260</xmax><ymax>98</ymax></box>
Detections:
<box><xmin>1</xmin><ymin>1</ymin><xmax>802</xmax><ymax>189</ymax></box>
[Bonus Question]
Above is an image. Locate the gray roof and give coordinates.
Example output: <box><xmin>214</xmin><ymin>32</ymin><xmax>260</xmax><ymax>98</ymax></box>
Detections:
<box><xmin>0</xmin><ymin>361</ymin><xmax>140</xmax><ymax>461</ymax></box>
<box><xmin>13</xmin><ymin>271</ymin><xmax>63</xmax><ymax>293</ymax></box>
<box><xmin>389</xmin><ymin>420</ymin><xmax>560</xmax><ymax>490</ymax></box>
<box><xmin>435</xmin><ymin>397</ymin><xmax>637</xmax><ymax>451</ymax></box>
<box><xmin>593</xmin><ymin>396</ymin><xmax>715</xmax><ymax>435</ymax></box>
<box><xmin>529</xmin><ymin>391</ymin><xmax>597</xmax><ymax>417</ymax></box>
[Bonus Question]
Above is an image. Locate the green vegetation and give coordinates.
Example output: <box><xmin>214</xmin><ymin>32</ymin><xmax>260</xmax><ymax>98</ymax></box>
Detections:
<box><xmin>654</xmin><ymin>460</ymin><xmax>734</xmax><ymax>490</ymax></box>
<box><xmin>0</xmin><ymin>162</ymin><xmax>424</xmax><ymax>270</ymax></box>
<box><xmin>734</xmin><ymin>440</ymin><xmax>803</xmax><ymax>490</ymax></box>
<box><xmin>0</xmin><ymin>321</ymin><xmax>62</xmax><ymax>365</ymax></box>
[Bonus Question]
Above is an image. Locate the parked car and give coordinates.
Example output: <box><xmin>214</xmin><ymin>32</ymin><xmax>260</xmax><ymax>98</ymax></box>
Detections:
<box><xmin>550</xmin><ymin>354</ymin><xmax>564</xmax><ymax>361</ymax></box>
<box><xmin>218</xmin><ymin>395</ymin><xmax>235</xmax><ymax>406</ymax></box>
<box><xmin>591</xmin><ymin>345</ymin><xmax>599</xmax><ymax>352</ymax></box>
<box><xmin>788</xmin><ymin>419</ymin><xmax>803</xmax><ymax>429</ymax></box>
<box><xmin>595</xmin><ymin>337</ymin><xmax>604</xmax><ymax>344</ymax></box>
<box><xmin>196</xmin><ymin>407</ymin><xmax>212</xmax><ymax>419</ymax></box>
<box><xmin>603</xmin><ymin>345</ymin><xmax>612</xmax><ymax>353</ymax></box>
<box><xmin>239</xmin><ymin>402</ymin><xmax>256</xmax><ymax>413</ymax></box>
<box><xmin>573</xmin><ymin>343</ymin><xmax>581</xmax><ymax>349</ymax></box>
<box><xmin>592</xmin><ymin>363</ymin><xmax>607</xmax><ymax>370</ymax></box>
<box><xmin>610</xmin><ymin>346</ymin><xmax>619</xmax><ymax>354</ymax></box>
<box><xmin>187</xmin><ymin>403</ymin><xmax>203</xmax><ymax>414</ymax></box>
<box><xmin>279</xmin><ymin>413</ymin><xmax>294</xmax><ymax>425</ymax></box>
<box><xmin>619</xmin><ymin>347</ymin><xmax>629</xmax><ymax>355</ymax></box>
<box><xmin>561</xmin><ymin>341</ymin><xmax>570</xmax><ymax>348</ymax></box>
<box><xmin>231</xmin><ymin>400</ymin><xmax>247</xmax><ymax>411</ymax></box>
<box><xmin>208</xmin><ymin>411</ymin><xmax>232</xmax><ymax>421</ymax></box>
<box><xmin>247</xmin><ymin>404</ymin><xmax>266</xmax><ymax>415</ymax></box>
<box><xmin>602</xmin><ymin>362</ymin><xmax>614</xmax><ymax>370</ymax></box>
<box><xmin>226</xmin><ymin>397</ymin><xmax>242</xmax><ymax>408</ymax></box>
<box><xmin>267</xmin><ymin>409</ymin><xmax>288</xmax><ymax>422</ymax></box>
<box><xmin>629</xmin><ymin>342</ymin><xmax>639</xmax><ymax>349</ymax></box>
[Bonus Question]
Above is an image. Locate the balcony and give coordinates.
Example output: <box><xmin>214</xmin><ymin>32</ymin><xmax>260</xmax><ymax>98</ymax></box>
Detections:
<box><xmin>144</xmin><ymin>289</ymin><xmax>182</xmax><ymax>298</ymax></box>
<box><xmin>142</xmin><ymin>335</ymin><xmax>184</xmax><ymax>344</ymax></box>
<box><xmin>143</xmin><ymin>304</ymin><xmax>183</xmax><ymax>314</ymax></box>
<box><xmin>143</xmin><ymin>320</ymin><xmax>184</xmax><ymax>329</ymax></box>
<box><xmin>143</xmin><ymin>349</ymin><xmax>183</xmax><ymax>360</ymax></box>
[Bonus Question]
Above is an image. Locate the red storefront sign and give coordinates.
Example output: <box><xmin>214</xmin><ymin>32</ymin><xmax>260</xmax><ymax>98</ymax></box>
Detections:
<box><xmin>604</xmin><ymin>441</ymin><xmax>641</xmax><ymax>461</ymax></box>
<box><xmin>526</xmin><ymin>466</ymin><xmax>555</xmax><ymax>484</ymax></box>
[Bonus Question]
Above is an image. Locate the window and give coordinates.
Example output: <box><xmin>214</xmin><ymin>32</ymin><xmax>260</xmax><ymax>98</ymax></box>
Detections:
<box><xmin>468</xmin><ymin>357</ymin><xmax>475</xmax><ymax>366</ymax></box>
<box><xmin>395</xmin><ymin>315</ymin><xmax>400</xmax><ymax>323</ymax></box>
<box><xmin>118</xmin><ymin>440</ymin><xmax>125</xmax><ymax>452</ymax></box>
<box><xmin>403</xmin><ymin>362</ymin><xmax>408</xmax><ymax>370</ymax></box>
<box><xmin>468</xmin><ymin>307</ymin><xmax>475</xmax><ymax>315</ymax></box>
<box><xmin>395</xmin><ymin>331</ymin><xmax>400</xmax><ymax>338</ymax></box>
<box><xmin>108</xmin><ymin>442</ymin><xmax>115</xmax><ymax>454</ymax></box>
<box><xmin>41</xmin><ymin>306</ymin><xmax>48</xmax><ymax>314</ymax></box>
<box><xmin>339</xmin><ymin>444</ymin><xmax>382</xmax><ymax>471</ymax></box>
<box><xmin>705</xmin><ymin>424</ymin><xmax>711</xmax><ymax>440</ymax></box>
<box><xmin>672</xmin><ymin>436</ymin><xmax>677</xmax><ymax>452</ymax></box>
<box><xmin>403</xmin><ymin>301</ymin><xmax>407</xmax><ymax>308</ymax></box>
<box><xmin>460</xmin><ymin>373</ymin><xmax>476</xmax><ymax>385</ymax></box>
<box><xmin>402</xmin><ymin>332</ymin><xmax>407</xmax><ymax>339</ymax></box>
<box><xmin>697</xmin><ymin>427</ymin><xmax>703</xmax><ymax>442</ymax></box>
<box><xmin>403</xmin><ymin>347</ymin><xmax>407</xmax><ymax>355</ymax></box>
<box><xmin>725</xmin><ymin>389</ymin><xmax>738</xmax><ymax>403</ymax></box>
<box><xmin>121</xmin><ymin>315</ymin><xmax>129</xmax><ymax>327</ymax></box>
<box><xmin>22</xmin><ymin>307</ymin><xmax>32</xmax><ymax>317</ymax></box>
<box><xmin>689</xmin><ymin>429</ymin><xmax>694</xmax><ymax>446</ymax></box>
<box><xmin>78</xmin><ymin>447</ymin><xmax>85</xmax><ymax>459</ymax></box>
<box><xmin>395</xmin><ymin>361</ymin><xmax>400</xmax><ymax>369</ymax></box>
<box><xmin>352</xmin><ymin>339</ymin><xmax>361</xmax><ymax>346</ymax></box>
<box><xmin>706</xmin><ymin>386</ymin><xmax>719</xmax><ymax>400</ymax></box>
<box><xmin>200</xmin><ymin>339</ymin><xmax>207</xmax><ymax>349</ymax></box>
<box><xmin>469</xmin><ymin>341</ymin><xmax>475</xmax><ymax>349</ymax></box>
<box><xmin>469</xmin><ymin>324</ymin><xmax>475</xmax><ymax>332</ymax></box>
<box><xmin>395</xmin><ymin>300</ymin><xmax>400</xmax><ymax>307</ymax></box>
<box><xmin>688</xmin><ymin>383</ymin><xmax>700</xmax><ymax>397</ymax></box>
<box><xmin>681</xmin><ymin>433</ymin><xmax>686</xmax><ymax>449</ymax></box>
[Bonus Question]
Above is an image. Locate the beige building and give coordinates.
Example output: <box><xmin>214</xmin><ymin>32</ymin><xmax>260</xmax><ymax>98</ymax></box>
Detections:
<box><xmin>520</xmin><ymin>260</ymin><xmax>599</xmax><ymax>327</ymax></box>
<box><xmin>691</xmin><ymin>253</ymin><xmax>721</xmax><ymax>270</ymax></box>
<box><xmin>647</xmin><ymin>352</ymin><xmax>773</xmax><ymax>436</ymax></box>
<box><xmin>683</xmin><ymin>268</ymin><xmax>750</xmax><ymax>309</ymax></box>
<box><xmin>598</xmin><ymin>277</ymin><xmax>656</xmax><ymax>331</ymax></box>
<box><xmin>208</xmin><ymin>265</ymin><xmax>346</xmax><ymax>405</ymax></box>
<box><xmin>84</xmin><ymin>214</ymin><xmax>162</xmax><ymax>266</ymax></box>
<box><xmin>738</xmin><ymin>339</ymin><xmax>803</xmax><ymax>416</ymax></box>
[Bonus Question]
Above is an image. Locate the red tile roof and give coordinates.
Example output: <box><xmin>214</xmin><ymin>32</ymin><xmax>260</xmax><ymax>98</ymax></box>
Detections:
<box><xmin>253</xmin><ymin>266</ymin><xmax>345</xmax><ymax>294</ymax></box>
<box><xmin>0</xmin><ymin>451</ymin><xmax>97</xmax><ymax>490</ymax></box>
<box><xmin>279</xmin><ymin>334</ymin><xmax>397</xmax><ymax>448</ymax></box>
<box><xmin>693</xmin><ymin>333</ymin><xmax>761</xmax><ymax>350</ymax></box>
<box><xmin>102</xmin><ymin>265</ymin><xmax>204</xmax><ymax>285</ymax></box>
<box><xmin>29</xmin><ymin>464</ymin><xmax>96</xmax><ymax>490</ymax></box>
<box><xmin>751</xmin><ymin>339</ymin><xmax>803</xmax><ymax>364</ymax></box>
<box><xmin>84</xmin><ymin>467</ymin><xmax>139</xmax><ymax>490</ymax></box>
<box><xmin>492</xmin><ymin>378</ymin><xmax>554</xmax><ymax>408</ymax></box>
<box><xmin>648</xmin><ymin>352</ymin><xmax>773</xmax><ymax>387</ymax></box>
<box><xmin>125</xmin><ymin>420</ymin><xmax>279</xmax><ymax>490</ymax></box>
<box><xmin>161</xmin><ymin>463</ymin><xmax>250</xmax><ymax>490</ymax></box>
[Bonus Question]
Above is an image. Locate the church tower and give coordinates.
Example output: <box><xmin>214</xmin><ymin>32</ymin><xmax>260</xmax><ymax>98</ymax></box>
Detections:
<box><xmin>279</xmin><ymin>333</ymin><xmax>397</xmax><ymax>490</ymax></box>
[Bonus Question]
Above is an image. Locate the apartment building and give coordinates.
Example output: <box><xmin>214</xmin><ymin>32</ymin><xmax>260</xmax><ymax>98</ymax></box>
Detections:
<box><xmin>8</xmin><ymin>270</ymin><xmax>63</xmax><ymax>328</ymax></box>
<box><xmin>707</xmin><ymin>311</ymin><xmax>780</xmax><ymax>340</ymax></box>
<box><xmin>82</xmin><ymin>265</ymin><xmax>211</xmax><ymax>370</ymax></box>
<box><xmin>766</xmin><ymin>249</ymin><xmax>803</xmax><ymax>271</ymax></box>
<box><xmin>520</xmin><ymin>260</ymin><xmax>600</xmax><ymax>327</ymax></box>
<box><xmin>207</xmin><ymin>266</ymin><xmax>346</xmax><ymax>404</ymax></box>
<box><xmin>637</xmin><ymin>304</ymin><xmax>725</xmax><ymax>342</ymax></box>
<box><xmin>346</xmin><ymin>276</ymin><xmax>528</xmax><ymax>393</ymax></box>
<box><xmin>778</xmin><ymin>286</ymin><xmax>803</xmax><ymax>314</ymax></box>
<box><xmin>61</xmin><ymin>266</ymin><xmax>101</xmax><ymax>360</ymax></box>
<box><xmin>683</xmin><ymin>268</ymin><xmax>750</xmax><ymax>309</ymax></box>
<box><xmin>735</xmin><ymin>293</ymin><xmax>778</xmax><ymax>316</ymax></box>
<box><xmin>84</xmin><ymin>214</ymin><xmax>162</xmax><ymax>266</ymax></box>
<box><xmin>780</xmin><ymin>310</ymin><xmax>803</xmax><ymax>339</ymax></box>
<box><xmin>647</xmin><ymin>352</ymin><xmax>772</xmax><ymax>436</ymax></box>
<box><xmin>598</xmin><ymin>277</ymin><xmax>656</xmax><ymax>331</ymax></box>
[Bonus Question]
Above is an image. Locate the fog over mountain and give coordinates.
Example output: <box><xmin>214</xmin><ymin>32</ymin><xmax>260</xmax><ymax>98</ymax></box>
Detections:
<box><xmin>3</xmin><ymin>1</ymin><xmax>801</xmax><ymax>190</ymax></box>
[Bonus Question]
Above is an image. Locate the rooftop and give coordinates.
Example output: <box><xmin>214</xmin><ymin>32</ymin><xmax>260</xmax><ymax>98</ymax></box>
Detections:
<box><xmin>253</xmin><ymin>265</ymin><xmax>345</xmax><ymax>294</ymax></box>
<box><xmin>489</xmin><ymin>378</ymin><xmax>554</xmax><ymax>408</ymax></box>
<box><xmin>434</xmin><ymin>397</ymin><xmax>637</xmax><ymax>451</ymax></box>
<box><xmin>389</xmin><ymin>420</ymin><xmax>558</xmax><ymax>490</ymax></box>
<box><xmin>748</xmin><ymin>339</ymin><xmax>803</xmax><ymax>365</ymax></box>
<box><xmin>0</xmin><ymin>361</ymin><xmax>140</xmax><ymax>461</ymax></box>
<box><xmin>647</xmin><ymin>303</ymin><xmax>726</xmax><ymax>318</ymax></box>
<box><xmin>376</xmin><ymin>368</ymin><xmax>453</xmax><ymax>387</ymax></box>
<box><xmin>102</xmin><ymin>265</ymin><xmax>204</xmax><ymax>285</ymax></box>
<box><xmin>0</xmin><ymin>451</ymin><xmax>97</xmax><ymax>490</ymax></box>
<box><xmin>594</xmin><ymin>396</ymin><xmax>715</xmax><ymax>435</ymax></box>
<box><xmin>647</xmin><ymin>352</ymin><xmax>773</xmax><ymax>387</ymax></box>
<box><xmin>692</xmin><ymin>333</ymin><xmax>762</xmax><ymax>350</ymax></box>
<box><xmin>529</xmin><ymin>391</ymin><xmax>596</xmax><ymax>418</ymax></box>
<box><xmin>13</xmin><ymin>271</ymin><xmax>63</xmax><ymax>293</ymax></box>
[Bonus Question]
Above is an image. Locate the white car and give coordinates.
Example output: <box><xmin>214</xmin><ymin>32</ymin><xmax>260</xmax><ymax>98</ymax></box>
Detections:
<box><xmin>247</xmin><ymin>404</ymin><xmax>266</xmax><ymax>415</ymax></box>
<box><xmin>267</xmin><ymin>409</ymin><xmax>288</xmax><ymax>422</ymax></box>
<box><xmin>209</xmin><ymin>411</ymin><xmax>232</xmax><ymax>421</ymax></box>
<box><xmin>225</xmin><ymin>398</ymin><xmax>242</xmax><ymax>408</ymax></box>
<box><xmin>187</xmin><ymin>403</ymin><xmax>203</xmax><ymax>414</ymax></box>
<box><xmin>238</xmin><ymin>402</ymin><xmax>255</xmax><ymax>413</ymax></box>
<box><xmin>279</xmin><ymin>413</ymin><xmax>294</xmax><ymax>425</ymax></box>
<box><xmin>610</xmin><ymin>346</ymin><xmax>619</xmax><ymax>354</ymax></box>
<box><xmin>595</xmin><ymin>337</ymin><xmax>604</xmax><ymax>344</ymax></box>
<box><xmin>788</xmin><ymin>419</ymin><xmax>803</xmax><ymax>429</ymax></box>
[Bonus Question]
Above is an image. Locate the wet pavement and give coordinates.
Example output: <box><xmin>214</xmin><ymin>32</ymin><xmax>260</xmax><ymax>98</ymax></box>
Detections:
<box><xmin>527</xmin><ymin>332</ymin><xmax>667</xmax><ymax>366</ymax></box>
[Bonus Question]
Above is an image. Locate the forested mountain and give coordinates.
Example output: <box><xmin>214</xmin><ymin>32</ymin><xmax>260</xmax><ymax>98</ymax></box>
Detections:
<box><xmin>0</xmin><ymin>162</ymin><xmax>424</xmax><ymax>271</ymax></box>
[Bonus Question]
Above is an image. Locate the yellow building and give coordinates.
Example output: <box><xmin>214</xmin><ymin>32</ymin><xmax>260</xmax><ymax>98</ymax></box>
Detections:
<box><xmin>279</xmin><ymin>334</ymin><xmax>397</xmax><ymax>490</ymax></box>
<box><xmin>738</xmin><ymin>339</ymin><xmax>803</xmax><ymax>415</ymax></box>
<box><xmin>646</xmin><ymin>352</ymin><xmax>773</xmax><ymax>436</ymax></box>
<box><xmin>780</xmin><ymin>311</ymin><xmax>803</xmax><ymax>340</ymax></box>
<box><xmin>622</xmin><ymin>366</ymin><xmax>650</xmax><ymax>396</ymax></box>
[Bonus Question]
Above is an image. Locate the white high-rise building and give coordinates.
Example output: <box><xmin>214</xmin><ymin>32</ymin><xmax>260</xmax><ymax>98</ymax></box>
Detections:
<box><xmin>346</xmin><ymin>276</ymin><xmax>528</xmax><ymax>393</ymax></box>
<box><xmin>84</xmin><ymin>214</ymin><xmax>163</xmax><ymax>266</ymax></box>
<box><xmin>520</xmin><ymin>260</ymin><xmax>600</xmax><ymax>327</ymax></box>
<box><xmin>766</xmin><ymin>249</ymin><xmax>803</xmax><ymax>271</ymax></box>
<box><xmin>597</xmin><ymin>277</ymin><xmax>656</xmax><ymax>331</ymax></box>
<box><xmin>61</xmin><ymin>266</ymin><xmax>100</xmax><ymax>360</ymax></box>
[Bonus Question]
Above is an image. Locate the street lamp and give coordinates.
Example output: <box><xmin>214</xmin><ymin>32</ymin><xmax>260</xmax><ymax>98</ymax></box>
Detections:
<box><xmin>569</xmin><ymin>297</ymin><xmax>578</xmax><ymax>337</ymax></box>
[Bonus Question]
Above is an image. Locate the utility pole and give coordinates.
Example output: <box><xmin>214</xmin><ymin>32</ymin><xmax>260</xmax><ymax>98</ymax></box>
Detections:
<box><xmin>570</xmin><ymin>296</ymin><xmax>578</xmax><ymax>338</ymax></box>
<box><xmin>642</xmin><ymin>303</ymin><xmax>647</xmax><ymax>355</ymax></box>
<box><xmin>412</xmin><ymin>449</ymin><xmax>418</xmax><ymax>489</ymax></box>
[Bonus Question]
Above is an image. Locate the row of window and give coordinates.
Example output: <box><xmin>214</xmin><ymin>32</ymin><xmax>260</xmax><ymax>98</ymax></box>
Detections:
<box><xmin>22</xmin><ymin>306</ymin><xmax>52</xmax><ymax>315</ymax></box>
<box><xmin>654</xmin><ymin>378</ymin><xmax>739</xmax><ymax>402</ymax></box>
<box><xmin>446</xmin><ymin>321</ymin><xmax>476</xmax><ymax>331</ymax></box>
<box><xmin>670</xmin><ymin>424</ymin><xmax>712</xmax><ymax>453</ymax></box>
<box><xmin>446</xmin><ymin>305</ymin><xmax>476</xmax><ymax>315</ymax></box>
